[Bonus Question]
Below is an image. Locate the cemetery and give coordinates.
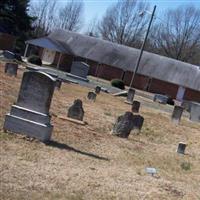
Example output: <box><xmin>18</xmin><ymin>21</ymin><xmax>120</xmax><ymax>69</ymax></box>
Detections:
<box><xmin>0</xmin><ymin>59</ymin><xmax>200</xmax><ymax>199</ymax></box>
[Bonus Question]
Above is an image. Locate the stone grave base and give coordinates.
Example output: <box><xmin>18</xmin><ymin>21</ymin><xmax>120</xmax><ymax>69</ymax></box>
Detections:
<box><xmin>58</xmin><ymin>115</ymin><xmax>86</xmax><ymax>125</ymax></box>
<box><xmin>3</xmin><ymin>105</ymin><xmax>53</xmax><ymax>142</ymax></box>
<box><xmin>124</xmin><ymin>100</ymin><xmax>133</xmax><ymax>105</ymax></box>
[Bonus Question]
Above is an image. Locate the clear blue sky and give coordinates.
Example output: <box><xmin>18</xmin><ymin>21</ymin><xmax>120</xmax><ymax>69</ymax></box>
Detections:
<box><xmin>82</xmin><ymin>0</ymin><xmax>200</xmax><ymax>25</ymax></box>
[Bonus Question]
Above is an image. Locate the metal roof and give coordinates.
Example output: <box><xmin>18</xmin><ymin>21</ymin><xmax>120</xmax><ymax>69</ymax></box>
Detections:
<box><xmin>27</xmin><ymin>29</ymin><xmax>200</xmax><ymax>91</ymax></box>
<box><xmin>26</xmin><ymin>37</ymin><xmax>66</xmax><ymax>53</ymax></box>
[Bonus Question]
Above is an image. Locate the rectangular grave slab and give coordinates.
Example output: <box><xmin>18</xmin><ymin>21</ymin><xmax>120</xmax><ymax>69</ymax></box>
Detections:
<box><xmin>189</xmin><ymin>102</ymin><xmax>200</xmax><ymax>122</ymax></box>
<box><xmin>3</xmin><ymin>71</ymin><xmax>56</xmax><ymax>142</ymax></box>
<box><xmin>70</xmin><ymin>61</ymin><xmax>89</xmax><ymax>79</ymax></box>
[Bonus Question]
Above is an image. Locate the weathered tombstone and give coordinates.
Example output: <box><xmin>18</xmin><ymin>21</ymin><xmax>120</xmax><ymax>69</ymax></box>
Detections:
<box><xmin>145</xmin><ymin>167</ymin><xmax>157</xmax><ymax>176</ymax></box>
<box><xmin>189</xmin><ymin>102</ymin><xmax>200</xmax><ymax>122</ymax></box>
<box><xmin>111</xmin><ymin>112</ymin><xmax>135</xmax><ymax>138</ymax></box>
<box><xmin>3</xmin><ymin>71</ymin><xmax>56</xmax><ymax>142</ymax></box>
<box><xmin>132</xmin><ymin>115</ymin><xmax>144</xmax><ymax>134</ymax></box>
<box><xmin>4</xmin><ymin>62</ymin><xmax>18</xmax><ymax>76</ymax></box>
<box><xmin>126</xmin><ymin>88</ymin><xmax>135</xmax><ymax>103</ymax></box>
<box><xmin>87</xmin><ymin>91</ymin><xmax>96</xmax><ymax>101</ymax></box>
<box><xmin>153</xmin><ymin>94</ymin><xmax>168</xmax><ymax>104</ymax></box>
<box><xmin>171</xmin><ymin>105</ymin><xmax>184</xmax><ymax>124</ymax></box>
<box><xmin>177</xmin><ymin>142</ymin><xmax>187</xmax><ymax>154</ymax></box>
<box><xmin>131</xmin><ymin>101</ymin><xmax>140</xmax><ymax>113</ymax></box>
<box><xmin>67</xmin><ymin>99</ymin><xmax>84</xmax><ymax>121</ymax></box>
<box><xmin>95</xmin><ymin>86</ymin><xmax>101</xmax><ymax>94</ymax></box>
<box><xmin>55</xmin><ymin>79</ymin><xmax>62</xmax><ymax>90</ymax></box>
<box><xmin>70</xmin><ymin>61</ymin><xmax>89</xmax><ymax>79</ymax></box>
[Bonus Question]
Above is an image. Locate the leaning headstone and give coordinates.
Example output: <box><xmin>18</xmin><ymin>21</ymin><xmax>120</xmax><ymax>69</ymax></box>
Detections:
<box><xmin>4</xmin><ymin>62</ymin><xmax>18</xmax><ymax>76</ymax></box>
<box><xmin>3</xmin><ymin>71</ymin><xmax>56</xmax><ymax>142</ymax></box>
<box><xmin>87</xmin><ymin>92</ymin><xmax>96</xmax><ymax>101</ymax></box>
<box><xmin>111</xmin><ymin>112</ymin><xmax>135</xmax><ymax>138</ymax></box>
<box><xmin>67</xmin><ymin>99</ymin><xmax>84</xmax><ymax>121</ymax></box>
<box><xmin>125</xmin><ymin>88</ymin><xmax>135</xmax><ymax>103</ymax></box>
<box><xmin>171</xmin><ymin>105</ymin><xmax>184</xmax><ymax>124</ymax></box>
<box><xmin>95</xmin><ymin>86</ymin><xmax>101</xmax><ymax>94</ymax></box>
<box><xmin>177</xmin><ymin>142</ymin><xmax>187</xmax><ymax>154</ymax></box>
<box><xmin>189</xmin><ymin>102</ymin><xmax>200</xmax><ymax>122</ymax></box>
<box><xmin>132</xmin><ymin>115</ymin><xmax>144</xmax><ymax>134</ymax></box>
<box><xmin>131</xmin><ymin>101</ymin><xmax>140</xmax><ymax>113</ymax></box>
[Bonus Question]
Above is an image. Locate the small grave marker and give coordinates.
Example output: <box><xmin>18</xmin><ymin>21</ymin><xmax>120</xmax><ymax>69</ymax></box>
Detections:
<box><xmin>4</xmin><ymin>62</ymin><xmax>18</xmax><ymax>76</ymax></box>
<box><xmin>131</xmin><ymin>101</ymin><xmax>140</xmax><ymax>113</ymax></box>
<box><xmin>177</xmin><ymin>142</ymin><xmax>187</xmax><ymax>154</ymax></box>
<box><xmin>67</xmin><ymin>99</ymin><xmax>84</xmax><ymax>121</ymax></box>
<box><xmin>125</xmin><ymin>88</ymin><xmax>135</xmax><ymax>104</ymax></box>
<box><xmin>95</xmin><ymin>86</ymin><xmax>101</xmax><ymax>94</ymax></box>
<box><xmin>87</xmin><ymin>91</ymin><xmax>96</xmax><ymax>101</ymax></box>
<box><xmin>171</xmin><ymin>105</ymin><xmax>184</xmax><ymax>124</ymax></box>
<box><xmin>111</xmin><ymin>112</ymin><xmax>135</xmax><ymax>138</ymax></box>
<box><xmin>145</xmin><ymin>167</ymin><xmax>157</xmax><ymax>176</ymax></box>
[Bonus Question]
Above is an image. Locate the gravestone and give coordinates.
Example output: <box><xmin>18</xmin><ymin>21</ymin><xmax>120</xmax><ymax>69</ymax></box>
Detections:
<box><xmin>189</xmin><ymin>102</ymin><xmax>200</xmax><ymax>122</ymax></box>
<box><xmin>171</xmin><ymin>105</ymin><xmax>184</xmax><ymax>124</ymax></box>
<box><xmin>132</xmin><ymin>115</ymin><xmax>144</xmax><ymax>134</ymax></box>
<box><xmin>126</xmin><ymin>88</ymin><xmax>135</xmax><ymax>103</ymax></box>
<box><xmin>145</xmin><ymin>167</ymin><xmax>157</xmax><ymax>176</ymax></box>
<box><xmin>67</xmin><ymin>99</ymin><xmax>84</xmax><ymax>121</ymax></box>
<box><xmin>4</xmin><ymin>63</ymin><xmax>18</xmax><ymax>76</ymax></box>
<box><xmin>3</xmin><ymin>71</ymin><xmax>56</xmax><ymax>142</ymax></box>
<box><xmin>132</xmin><ymin>101</ymin><xmax>140</xmax><ymax>113</ymax></box>
<box><xmin>177</xmin><ymin>142</ymin><xmax>187</xmax><ymax>154</ymax></box>
<box><xmin>153</xmin><ymin>94</ymin><xmax>168</xmax><ymax>104</ymax></box>
<box><xmin>111</xmin><ymin>112</ymin><xmax>135</xmax><ymax>138</ymax></box>
<box><xmin>87</xmin><ymin>92</ymin><xmax>96</xmax><ymax>101</ymax></box>
<box><xmin>70</xmin><ymin>61</ymin><xmax>89</xmax><ymax>79</ymax></box>
<box><xmin>95</xmin><ymin>86</ymin><xmax>101</xmax><ymax>94</ymax></box>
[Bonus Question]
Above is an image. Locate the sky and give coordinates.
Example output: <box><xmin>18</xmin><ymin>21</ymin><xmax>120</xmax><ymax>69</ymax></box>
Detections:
<box><xmin>83</xmin><ymin>0</ymin><xmax>200</xmax><ymax>25</ymax></box>
<box><xmin>31</xmin><ymin>0</ymin><xmax>200</xmax><ymax>29</ymax></box>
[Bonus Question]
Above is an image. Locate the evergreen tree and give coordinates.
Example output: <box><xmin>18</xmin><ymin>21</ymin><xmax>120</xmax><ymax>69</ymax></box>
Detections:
<box><xmin>0</xmin><ymin>0</ymin><xmax>35</xmax><ymax>52</ymax></box>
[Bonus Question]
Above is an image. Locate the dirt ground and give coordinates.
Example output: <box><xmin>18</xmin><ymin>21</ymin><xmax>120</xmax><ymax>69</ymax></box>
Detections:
<box><xmin>0</xmin><ymin>62</ymin><xmax>200</xmax><ymax>200</ymax></box>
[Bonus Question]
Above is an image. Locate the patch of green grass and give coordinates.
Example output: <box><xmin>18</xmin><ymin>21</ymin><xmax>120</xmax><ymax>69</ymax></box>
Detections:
<box><xmin>180</xmin><ymin>162</ymin><xmax>191</xmax><ymax>171</ymax></box>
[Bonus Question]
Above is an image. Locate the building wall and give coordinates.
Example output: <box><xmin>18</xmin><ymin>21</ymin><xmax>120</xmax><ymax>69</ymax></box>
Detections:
<box><xmin>32</xmin><ymin>50</ymin><xmax>200</xmax><ymax>102</ymax></box>
<box><xmin>0</xmin><ymin>33</ymin><xmax>16</xmax><ymax>50</ymax></box>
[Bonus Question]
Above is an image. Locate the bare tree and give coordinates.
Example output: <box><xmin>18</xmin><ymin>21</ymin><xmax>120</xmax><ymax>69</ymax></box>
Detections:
<box><xmin>30</xmin><ymin>0</ymin><xmax>57</xmax><ymax>37</ymax></box>
<box><xmin>98</xmin><ymin>0</ymin><xmax>149</xmax><ymax>47</ymax></box>
<box><xmin>85</xmin><ymin>17</ymin><xmax>99</xmax><ymax>37</ymax></box>
<box><xmin>151</xmin><ymin>5</ymin><xmax>200</xmax><ymax>65</ymax></box>
<box><xmin>57</xmin><ymin>0</ymin><xmax>84</xmax><ymax>32</ymax></box>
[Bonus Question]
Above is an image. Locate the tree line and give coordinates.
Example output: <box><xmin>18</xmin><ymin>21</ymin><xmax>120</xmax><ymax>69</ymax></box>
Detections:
<box><xmin>0</xmin><ymin>0</ymin><xmax>199</xmax><ymax>65</ymax></box>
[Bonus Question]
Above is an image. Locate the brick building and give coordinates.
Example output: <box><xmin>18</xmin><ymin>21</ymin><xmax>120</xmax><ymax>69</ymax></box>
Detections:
<box><xmin>25</xmin><ymin>29</ymin><xmax>200</xmax><ymax>102</ymax></box>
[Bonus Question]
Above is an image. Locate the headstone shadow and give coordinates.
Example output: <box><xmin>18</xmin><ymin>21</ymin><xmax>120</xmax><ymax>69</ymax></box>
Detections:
<box><xmin>46</xmin><ymin>140</ymin><xmax>109</xmax><ymax>161</ymax></box>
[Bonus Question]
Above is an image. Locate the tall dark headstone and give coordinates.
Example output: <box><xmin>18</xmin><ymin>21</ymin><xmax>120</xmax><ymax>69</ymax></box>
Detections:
<box><xmin>132</xmin><ymin>115</ymin><xmax>144</xmax><ymax>134</ymax></box>
<box><xmin>131</xmin><ymin>101</ymin><xmax>140</xmax><ymax>113</ymax></box>
<box><xmin>125</xmin><ymin>88</ymin><xmax>135</xmax><ymax>104</ymax></box>
<box><xmin>177</xmin><ymin>142</ymin><xmax>187</xmax><ymax>154</ymax></box>
<box><xmin>4</xmin><ymin>63</ymin><xmax>18</xmax><ymax>76</ymax></box>
<box><xmin>189</xmin><ymin>102</ymin><xmax>200</xmax><ymax>122</ymax></box>
<box><xmin>3</xmin><ymin>71</ymin><xmax>56</xmax><ymax>142</ymax></box>
<box><xmin>95</xmin><ymin>86</ymin><xmax>101</xmax><ymax>94</ymax></box>
<box><xmin>171</xmin><ymin>106</ymin><xmax>184</xmax><ymax>124</ymax></box>
<box><xmin>67</xmin><ymin>99</ymin><xmax>84</xmax><ymax>121</ymax></box>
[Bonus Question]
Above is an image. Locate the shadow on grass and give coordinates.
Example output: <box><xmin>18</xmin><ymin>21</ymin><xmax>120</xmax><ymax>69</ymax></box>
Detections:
<box><xmin>46</xmin><ymin>140</ymin><xmax>109</xmax><ymax>161</ymax></box>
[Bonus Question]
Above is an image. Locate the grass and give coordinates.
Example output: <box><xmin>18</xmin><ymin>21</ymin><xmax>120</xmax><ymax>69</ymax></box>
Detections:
<box><xmin>0</xmin><ymin>61</ymin><xmax>200</xmax><ymax>200</ymax></box>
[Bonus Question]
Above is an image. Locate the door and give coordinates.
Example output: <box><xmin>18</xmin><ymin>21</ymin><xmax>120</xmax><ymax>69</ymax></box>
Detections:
<box><xmin>42</xmin><ymin>48</ymin><xmax>55</xmax><ymax>64</ymax></box>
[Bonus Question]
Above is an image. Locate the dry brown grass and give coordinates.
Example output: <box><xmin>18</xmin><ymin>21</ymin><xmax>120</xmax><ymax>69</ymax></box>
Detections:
<box><xmin>0</xmin><ymin>62</ymin><xmax>200</xmax><ymax>200</ymax></box>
